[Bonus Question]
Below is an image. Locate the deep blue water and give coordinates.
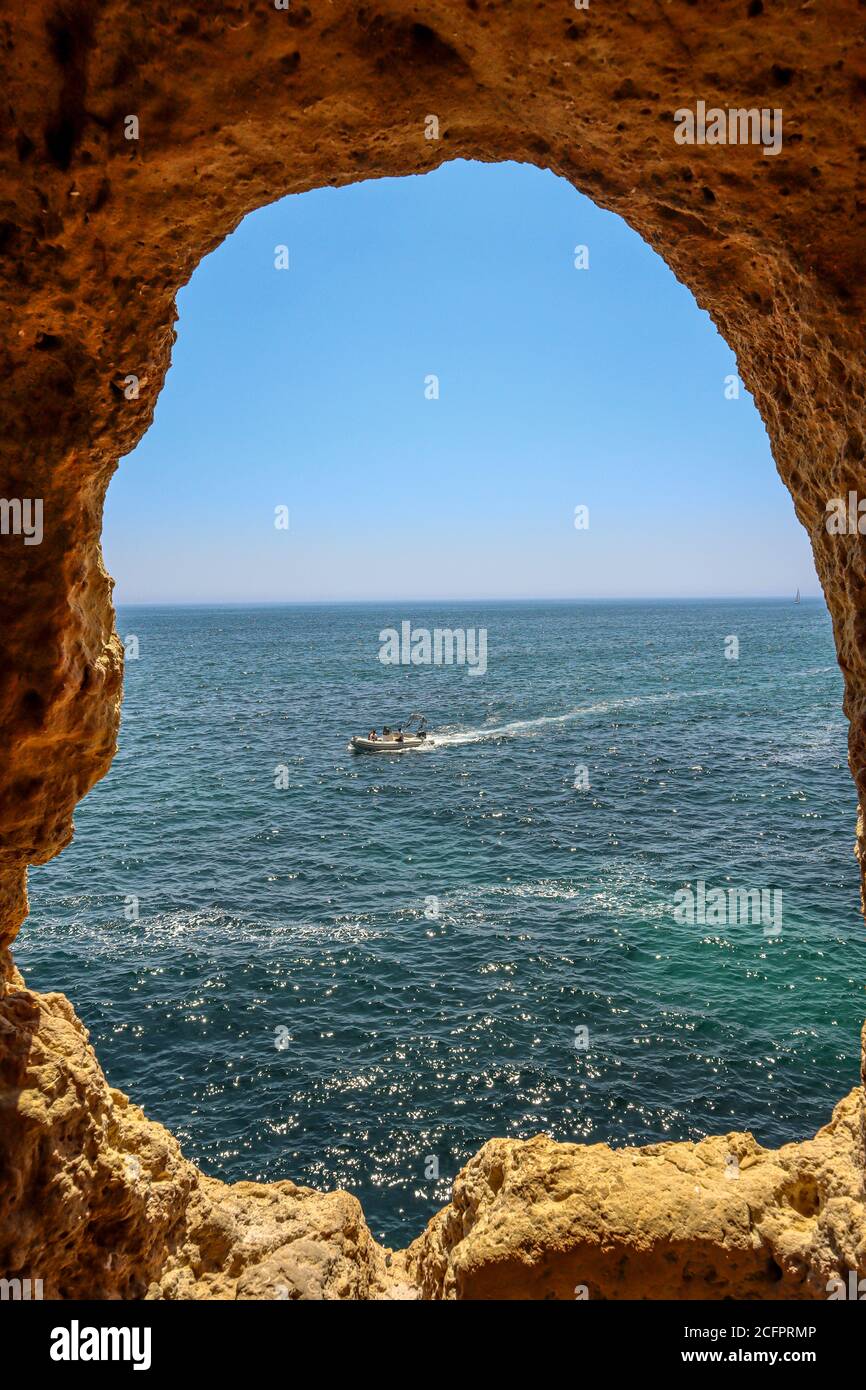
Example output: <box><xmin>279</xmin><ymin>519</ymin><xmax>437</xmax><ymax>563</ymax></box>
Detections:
<box><xmin>18</xmin><ymin>599</ymin><xmax>866</xmax><ymax>1245</ymax></box>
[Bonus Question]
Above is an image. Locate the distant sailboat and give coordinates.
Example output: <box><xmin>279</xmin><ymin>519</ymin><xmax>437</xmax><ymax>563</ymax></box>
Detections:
<box><xmin>795</xmin><ymin>588</ymin><xmax>801</xmax><ymax>603</ymax></box>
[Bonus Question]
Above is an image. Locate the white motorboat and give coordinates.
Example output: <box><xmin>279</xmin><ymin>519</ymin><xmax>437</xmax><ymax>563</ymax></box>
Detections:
<box><xmin>350</xmin><ymin>713</ymin><xmax>432</xmax><ymax>753</ymax></box>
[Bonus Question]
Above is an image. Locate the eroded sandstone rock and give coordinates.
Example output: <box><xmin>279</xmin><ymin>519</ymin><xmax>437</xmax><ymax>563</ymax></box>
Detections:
<box><xmin>2</xmin><ymin>970</ymin><xmax>863</xmax><ymax>1299</ymax></box>
<box><xmin>0</xmin><ymin>972</ymin><xmax>402</xmax><ymax>1300</ymax></box>
<box><xmin>1</xmin><ymin>0</ymin><xmax>865</xmax><ymax>1299</ymax></box>
<box><xmin>406</xmin><ymin>1089</ymin><xmax>866</xmax><ymax>1299</ymax></box>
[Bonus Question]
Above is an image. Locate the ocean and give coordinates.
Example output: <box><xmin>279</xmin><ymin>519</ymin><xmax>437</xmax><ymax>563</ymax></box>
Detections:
<box><xmin>17</xmin><ymin>599</ymin><xmax>866</xmax><ymax>1246</ymax></box>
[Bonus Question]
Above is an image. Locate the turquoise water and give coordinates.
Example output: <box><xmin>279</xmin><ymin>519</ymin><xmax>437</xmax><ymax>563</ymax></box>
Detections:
<box><xmin>18</xmin><ymin>599</ymin><xmax>866</xmax><ymax>1245</ymax></box>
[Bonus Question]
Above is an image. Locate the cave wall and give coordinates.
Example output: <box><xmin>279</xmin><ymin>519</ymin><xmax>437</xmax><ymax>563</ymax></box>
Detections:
<box><xmin>1</xmin><ymin>0</ymin><xmax>865</xmax><ymax>1298</ymax></box>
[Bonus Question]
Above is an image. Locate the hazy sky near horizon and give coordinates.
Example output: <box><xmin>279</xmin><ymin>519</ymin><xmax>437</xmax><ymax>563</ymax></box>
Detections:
<box><xmin>105</xmin><ymin>159</ymin><xmax>819</xmax><ymax>603</ymax></box>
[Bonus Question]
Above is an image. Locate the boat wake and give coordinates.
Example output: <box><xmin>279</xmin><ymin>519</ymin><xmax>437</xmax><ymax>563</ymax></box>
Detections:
<box><xmin>358</xmin><ymin>665</ymin><xmax>837</xmax><ymax>753</ymax></box>
<box><xmin>431</xmin><ymin>687</ymin><xmax>718</xmax><ymax>747</ymax></box>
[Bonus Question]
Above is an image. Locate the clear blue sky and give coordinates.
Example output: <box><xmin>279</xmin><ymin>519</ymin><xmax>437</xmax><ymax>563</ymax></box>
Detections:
<box><xmin>105</xmin><ymin>159</ymin><xmax>818</xmax><ymax>603</ymax></box>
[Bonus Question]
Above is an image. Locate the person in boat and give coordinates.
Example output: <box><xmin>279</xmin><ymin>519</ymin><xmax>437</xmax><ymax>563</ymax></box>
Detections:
<box><xmin>395</xmin><ymin>730</ymin><xmax>404</xmax><ymax>743</ymax></box>
<box><xmin>367</xmin><ymin>729</ymin><xmax>378</xmax><ymax>741</ymax></box>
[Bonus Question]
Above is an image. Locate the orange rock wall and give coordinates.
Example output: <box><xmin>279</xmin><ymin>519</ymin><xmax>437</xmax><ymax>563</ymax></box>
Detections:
<box><xmin>1</xmin><ymin>0</ymin><xmax>864</xmax><ymax>1298</ymax></box>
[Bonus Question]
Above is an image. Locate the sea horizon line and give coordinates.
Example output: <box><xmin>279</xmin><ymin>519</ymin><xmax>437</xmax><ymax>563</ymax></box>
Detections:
<box><xmin>113</xmin><ymin>594</ymin><xmax>824</xmax><ymax>608</ymax></box>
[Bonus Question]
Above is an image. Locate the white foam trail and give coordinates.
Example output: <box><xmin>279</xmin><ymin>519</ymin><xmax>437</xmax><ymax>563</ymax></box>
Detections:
<box><xmin>431</xmin><ymin>687</ymin><xmax>720</xmax><ymax>747</ymax></box>
<box><xmin>372</xmin><ymin>664</ymin><xmax>840</xmax><ymax>752</ymax></box>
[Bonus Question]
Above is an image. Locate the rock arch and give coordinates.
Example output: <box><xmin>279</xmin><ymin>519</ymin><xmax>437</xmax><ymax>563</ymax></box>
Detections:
<box><xmin>1</xmin><ymin>1</ymin><xmax>864</xmax><ymax>1298</ymax></box>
